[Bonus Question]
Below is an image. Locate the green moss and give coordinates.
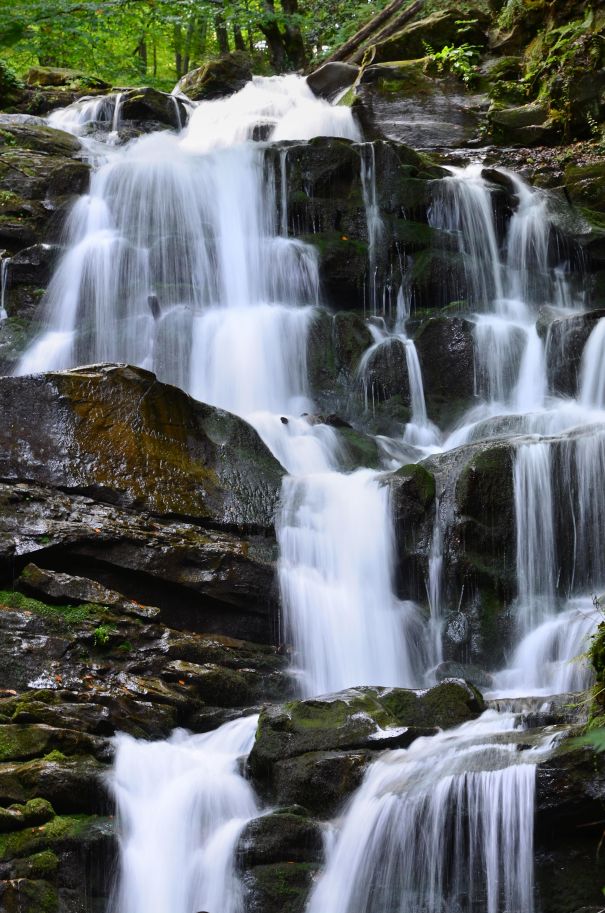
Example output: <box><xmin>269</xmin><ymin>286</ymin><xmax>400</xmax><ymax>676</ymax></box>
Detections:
<box><xmin>42</xmin><ymin>750</ymin><xmax>67</xmax><ymax>762</ymax></box>
<box><xmin>13</xmin><ymin>849</ymin><xmax>60</xmax><ymax>879</ymax></box>
<box><xmin>395</xmin><ymin>463</ymin><xmax>436</xmax><ymax>507</ymax></box>
<box><xmin>0</xmin><ymin>589</ymin><xmax>101</xmax><ymax>624</ymax></box>
<box><xmin>0</xmin><ymin>813</ymin><xmax>101</xmax><ymax>861</ymax></box>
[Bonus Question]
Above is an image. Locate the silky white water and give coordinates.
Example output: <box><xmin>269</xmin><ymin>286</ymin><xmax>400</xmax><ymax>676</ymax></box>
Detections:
<box><xmin>308</xmin><ymin>711</ymin><xmax>549</xmax><ymax>913</ymax></box>
<box><xmin>108</xmin><ymin>716</ymin><xmax>259</xmax><ymax>913</ymax></box>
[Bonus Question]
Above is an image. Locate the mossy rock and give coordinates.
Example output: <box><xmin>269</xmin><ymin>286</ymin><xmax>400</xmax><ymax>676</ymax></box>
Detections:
<box><xmin>0</xmin><ymin>798</ymin><xmax>55</xmax><ymax>833</ymax></box>
<box><xmin>238</xmin><ymin>811</ymin><xmax>323</xmax><ymax>867</ymax></box>
<box><xmin>249</xmin><ymin>681</ymin><xmax>484</xmax><ymax>776</ymax></box>
<box><xmin>0</xmin><ymin>878</ymin><xmax>58</xmax><ymax>913</ymax></box>
<box><xmin>489</xmin><ymin>101</ymin><xmax>560</xmax><ymax>145</ymax></box>
<box><xmin>0</xmin><ymin>724</ymin><xmax>102</xmax><ymax>764</ymax></box>
<box><xmin>176</xmin><ymin>52</ymin><xmax>253</xmax><ymax>101</ymax></box>
<box><xmin>0</xmin><ymin>365</ymin><xmax>283</xmax><ymax>527</ymax></box>
<box><xmin>0</xmin><ymin>813</ymin><xmax>112</xmax><ymax>862</ymax></box>
<box><xmin>243</xmin><ymin>861</ymin><xmax>319</xmax><ymax>913</ymax></box>
<box><xmin>269</xmin><ymin>749</ymin><xmax>371</xmax><ymax>815</ymax></box>
<box><xmin>389</xmin><ymin>463</ymin><xmax>436</xmax><ymax>527</ymax></box>
<box><xmin>26</xmin><ymin>67</ymin><xmax>108</xmax><ymax>92</ymax></box>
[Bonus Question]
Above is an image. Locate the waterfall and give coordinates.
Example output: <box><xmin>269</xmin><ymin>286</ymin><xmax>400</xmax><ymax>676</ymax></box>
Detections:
<box><xmin>308</xmin><ymin>711</ymin><xmax>542</xmax><ymax>913</ymax></box>
<box><xmin>360</xmin><ymin>143</ymin><xmax>385</xmax><ymax>315</ymax></box>
<box><xmin>108</xmin><ymin>716</ymin><xmax>259</xmax><ymax>913</ymax></box>
<box><xmin>513</xmin><ymin>442</ymin><xmax>557</xmax><ymax>632</ymax></box>
<box><xmin>278</xmin><ymin>469</ymin><xmax>425</xmax><ymax>695</ymax></box>
<box><xmin>429</xmin><ymin>164</ymin><xmax>503</xmax><ymax>306</ymax></box>
<box><xmin>0</xmin><ymin>256</ymin><xmax>8</xmax><ymax>320</ymax></box>
<box><xmin>579</xmin><ymin>316</ymin><xmax>605</xmax><ymax>407</ymax></box>
<box><xmin>21</xmin><ymin>71</ymin><xmax>605</xmax><ymax>913</ymax></box>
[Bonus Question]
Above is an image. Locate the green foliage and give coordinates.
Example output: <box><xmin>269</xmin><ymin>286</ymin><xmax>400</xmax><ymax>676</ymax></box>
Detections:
<box><xmin>425</xmin><ymin>42</ymin><xmax>481</xmax><ymax>85</ymax></box>
<box><xmin>497</xmin><ymin>0</ymin><xmax>526</xmax><ymax>32</ymax></box>
<box><xmin>0</xmin><ymin>0</ymin><xmax>400</xmax><ymax>87</ymax></box>
<box><xmin>92</xmin><ymin>624</ymin><xmax>114</xmax><ymax>647</ymax></box>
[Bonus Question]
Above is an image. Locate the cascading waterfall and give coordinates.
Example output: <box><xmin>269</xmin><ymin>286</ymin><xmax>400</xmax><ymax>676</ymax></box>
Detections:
<box><xmin>580</xmin><ymin>316</ymin><xmax>605</xmax><ymax>407</ymax></box>
<box><xmin>513</xmin><ymin>441</ymin><xmax>557</xmax><ymax>632</ymax></box>
<box><xmin>278</xmin><ymin>468</ymin><xmax>427</xmax><ymax>695</ymax></box>
<box><xmin>308</xmin><ymin>711</ymin><xmax>546</xmax><ymax>913</ymax></box>
<box><xmin>22</xmin><ymin>69</ymin><xmax>605</xmax><ymax>913</ymax></box>
<box><xmin>108</xmin><ymin>717</ymin><xmax>259</xmax><ymax>913</ymax></box>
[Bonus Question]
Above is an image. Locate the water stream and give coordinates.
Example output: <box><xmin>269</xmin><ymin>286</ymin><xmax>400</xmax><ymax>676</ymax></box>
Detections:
<box><xmin>19</xmin><ymin>75</ymin><xmax>605</xmax><ymax>913</ymax></box>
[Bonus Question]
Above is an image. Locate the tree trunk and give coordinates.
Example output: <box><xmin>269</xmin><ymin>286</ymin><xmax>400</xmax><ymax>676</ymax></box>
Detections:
<box><xmin>319</xmin><ymin>0</ymin><xmax>424</xmax><ymax>66</ymax></box>
<box><xmin>215</xmin><ymin>15</ymin><xmax>230</xmax><ymax>54</ymax></box>
<box><xmin>233</xmin><ymin>24</ymin><xmax>247</xmax><ymax>52</ymax></box>
<box><xmin>174</xmin><ymin>22</ymin><xmax>183</xmax><ymax>77</ymax></box>
<box><xmin>281</xmin><ymin>0</ymin><xmax>307</xmax><ymax>69</ymax></box>
<box><xmin>259</xmin><ymin>0</ymin><xmax>287</xmax><ymax>71</ymax></box>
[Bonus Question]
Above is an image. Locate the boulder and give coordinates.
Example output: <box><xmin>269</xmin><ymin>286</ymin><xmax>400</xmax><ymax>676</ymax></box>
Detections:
<box><xmin>268</xmin><ymin>749</ymin><xmax>371</xmax><ymax>815</ymax></box>
<box><xmin>16</xmin><ymin>564</ymin><xmax>160</xmax><ymax>620</ymax></box>
<box><xmin>249</xmin><ymin>681</ymin><xmax>484</xmax><ymax>778</ymax></box>
<box><xmin>117</xmin><ymin>87</ymin><xmax>187</xmax><ymax>130</ymax></box>
<box><xmin>26</xmin><ymin>68</ymin><xmax>108</xmax><ymax>92</ymax></box>
<box><xmin>238</xmin><ymin>811</ymin><xmax>323</xmax><ymax>866</ymax></box>
<box><xmin>0</xmin><ymin>481</ymin><xmax>278</xmax><ymax>643</ymax></box>
<box><xmin>414</xmin><ymin>315</ymin><xmax>476</xmax><ymax>426</ymax></box>
<box><xmin>175</xmin><ymin>52</ymin><xmax>252</xmax><ymax>101</ymax></box>
<box><xmin>307</xmin><ymin>63</ymin><xmax>359</xmax><ymax>101</ymax></box>
<box><xmin>0</xmin><ymin>365</ymin><xmax>282</xmax><ymax>527</ymax></box>
<box><xmin>355</xmin><ymin>59</ymin><xmax>487</xmax><ymax>148</ymax></box>
<box><xmin>489</xmin><ymin>101</ymin><xmax>560</xmax><ymax>145</ymax></box>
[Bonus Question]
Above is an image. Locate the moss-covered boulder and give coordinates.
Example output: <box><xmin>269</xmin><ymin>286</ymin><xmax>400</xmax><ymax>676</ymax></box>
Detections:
<box><xmin>242</xmin><ymin>861</ymin><xmax>319</xmax><ymax>913</ymax></box>
<box><xmin>238</xmin><ymin>810</ymin><xmax>323</xmax><ymax>866</ymax></box>
<box><xmin>415</xmin><ymin>315</ymin><xmax>476</xmax><ymax>427</ymax></box>
<box><xmin>118</xmin><ymin>87</ymin><xmax>187</xmax><ymax>130</ymax></box>
<box><xmin>489</xmin><ymin>101</ymin><xmax>559</xmax><ymax>145</ymax></box>
<box><xmin>268</xmin><ymin>749</ymin><xmax>371</xmax><ymax>815</ymax></box>
<box><xmin>249</xmin><ymin>681</ymin><xmax>484</xmax><ymax>778</ymax></box>
<box><xmin>26</xmin><ymin>68</ymin><xmax>108</xmax><ymax>92</ymax></box>
<box><xmin>175</xmin><ymin>52</ymin><xmax>252</xmax><ymax>101</ymax></box>
<box><xmin>16</xmin><ymin>564</ymin><xmax>160</xmax><ymax>620</ymax></box>
<box><xmin>0</xmin><ymin>365</ymin><xmax>282</xmax><ymax>527</ymax></box>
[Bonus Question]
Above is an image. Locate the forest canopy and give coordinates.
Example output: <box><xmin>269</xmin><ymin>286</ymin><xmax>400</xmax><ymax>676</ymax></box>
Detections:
<box><xmin>0</xmin><ymin>0</ymin><xmax>393</xmax><ymax>88</ymax></box>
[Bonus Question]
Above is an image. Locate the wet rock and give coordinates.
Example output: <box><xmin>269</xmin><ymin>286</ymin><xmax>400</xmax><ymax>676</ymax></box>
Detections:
<box><xmin>118</xmin><ymin>87</ymin><xmax>187</xmax><ymax>130</ymax></box>
<box><xmin>360</xmin><ymin>337</ymin><xmax>410</xmax><ymax>404</ymax></box>
<box><xmin>238</xmin><ymin>811</ymin><xmax>323</xmax><ymax>866</ymax></box>
<box><xmin>0</xmin><ymin>482</ymin><xmax>277</xmax><ymax>643</ymax></box>
<box><xmin>269</xmin><ymin>749</ymin><xmax>371</xmax><ymax>816</ymax></box>
<box><xmin>0</xmin><ymin>754</ymin><xmax>112</xmax><ymax>815</ymax></box>
<box><xmin>489</xmin><ymin>101</ymin><xmax>560</xmax><ymax>146</ymax></box>
<box><xmin>355</xmin><ymin>60</ymin><xmax>487</xmax><ymax>148</ymax></box>
<box><xmin>414</xmin><ymin>315</ymin><xmax>475</xmax><ymax>426</ymax></box>
<box><xmin>176</xmin><ymin>52</ymin><xmax>253</xmax><ymax>101</ymax></box>
<box><xmin>536</xmin><ymin>741</ymin><xmax>605</xmax><ymax>832</ymax></box>
<box><xmin>249</xmin><ymin>681</ymin><xmax>484</xmax><ymax>779</ymax></box>
<box><xmin>0</xmin><ymin>124</ymin><xmax>88</xmax><ymax>263</ymax></box>
<box><xmin>0</xmin><ymin>365</ymin><xmax>282</xmax><ymax>527</ymax></box>
<box><xmin>541</xmin><ymin>307</ymin><xmax>605</xmax><ymax>397</ymax></box>
<box><xmin>17</xmin><ymin>564</ymin><xmax>160</xmax><ymax>620</ymax></box>
<box><xmin>242</xmin><ymin>861</ymin><xmax>319</xmax><ymax>913</ymax></box>
<box><xmin>306</xmin><ymin>309</ymin><xmax>372</xmax><ymax>416</ymax></box>
<box><xmin>434</xmin><ymin>661</ymin><xmax>494</xmax><ymax>690</ymax></box>
<box><xmin>0</xmin><ymin>798</ymin><xmax>54</xmax><ymax>833</ymax></box>
<box><xmin>307</xmin><ymin>63</ymin><xmax>359</xmax><ymax>101</ymax></box>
